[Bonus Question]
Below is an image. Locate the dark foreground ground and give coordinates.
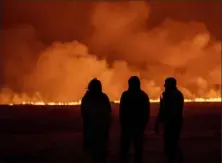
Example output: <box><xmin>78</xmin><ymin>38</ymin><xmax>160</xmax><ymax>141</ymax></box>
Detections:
<box><xmin>0</xmin><ymin>102</ymin><xmax>221</xmax><ymax>163</ymax></box>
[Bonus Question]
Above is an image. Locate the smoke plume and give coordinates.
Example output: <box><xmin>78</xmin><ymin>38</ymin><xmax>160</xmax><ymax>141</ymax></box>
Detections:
<box><xmin>0</xmin><ymin>2</ymin><xmax>221</xmax><ymax>104</ymax></box>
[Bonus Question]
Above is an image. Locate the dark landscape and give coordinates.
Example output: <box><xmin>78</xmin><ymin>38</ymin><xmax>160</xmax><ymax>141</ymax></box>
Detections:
<box><xmin>0</xmin><ymin>102</ymin><xmax>220</xmax><ymax>163</ymax></box>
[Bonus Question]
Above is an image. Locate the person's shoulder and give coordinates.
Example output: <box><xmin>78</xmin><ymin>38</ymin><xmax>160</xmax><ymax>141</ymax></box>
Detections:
<box><xmin>81</xmin><ymin>92</ymin><xmax>88</xmax><ymax>100</ymax></box>
<box><xmin>81</xmin><ymin>92</ymin><xmax>90</xmax><ymax>106</ymax></box>
<box><xmin>101</xmin><ymin>92</ymin><xmax>109</xmax><ymax>99</ymax></box>
<box><xmin>141</xmin><ymin>90</ymin><xmax>149</xmax><ymax>98</ymax></box>
<box><xmin>176</xmin><ymin>89</ymin><xmax>184</xmax><ymax>97</ymax></box>
<box><xmin>173</xmin><ymin>89</ymin><xmax>184</xmax><ymax>100</ymax></box>
<box><xmin>160</xmin><ymin>91</ymin><xmax>164</xmax><ymax>99</ymax></box>
<box><xmin>120</xmin><ymin>91</ymin><xmax>129</xmax><ymax>100</ymax></box>
<box><xmin>121</xmin><ymin>90</ymin><xmax>128</xmax><ymax>96</ymax></box>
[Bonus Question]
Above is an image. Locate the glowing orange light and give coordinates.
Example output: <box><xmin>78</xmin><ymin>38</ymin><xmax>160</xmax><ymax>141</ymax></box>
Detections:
<box><xmin>7</xmin><ymin>98</ymin><xmax>221</xmax><ymax>106</ymax></box>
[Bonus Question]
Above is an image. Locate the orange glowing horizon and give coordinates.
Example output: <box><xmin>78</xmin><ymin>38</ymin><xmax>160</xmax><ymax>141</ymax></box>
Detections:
<box><xmin>6</xmin><ymin>97</ymin><xmax>221</xmax><ymax>106</ymax></box>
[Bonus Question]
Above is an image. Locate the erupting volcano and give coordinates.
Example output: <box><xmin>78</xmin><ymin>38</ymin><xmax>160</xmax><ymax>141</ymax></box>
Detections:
<box><xmin>1</xmin><ymin>1</ymin><xmax>221</xmax><ymax>105</ymax></box>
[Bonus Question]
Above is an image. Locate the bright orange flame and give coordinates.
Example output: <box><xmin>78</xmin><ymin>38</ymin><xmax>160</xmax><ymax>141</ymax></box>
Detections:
<box><xmin>8</xmin><ymin>98</ymin><xmax>221</xmax><ymax>106</ymax></box>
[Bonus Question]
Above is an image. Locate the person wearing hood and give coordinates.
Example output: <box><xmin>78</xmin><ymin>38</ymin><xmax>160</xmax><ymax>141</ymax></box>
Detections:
<box><xmin>119</xmin><ymin>76</ymin><xmax>150</xmax><ymax>163</ymax></box>
<box><xmin>155</xmin><ymin>77</ymin><xmax>184</xmax><ymax>163</ymax></box>
<box><xmin>81</xmin><ymin>78</ymin><xmax>112</xmax><ymax>163</ymax></box>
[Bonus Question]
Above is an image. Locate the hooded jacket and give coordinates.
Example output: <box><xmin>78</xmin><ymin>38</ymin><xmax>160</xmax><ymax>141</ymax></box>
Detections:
<box><xmin>119</xmin><ymin>76</ymin><xmax>150</xmax><ymax>131</ymax></box>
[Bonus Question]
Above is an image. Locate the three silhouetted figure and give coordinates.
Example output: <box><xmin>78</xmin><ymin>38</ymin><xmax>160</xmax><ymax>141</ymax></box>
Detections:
<box><xmin>81</xmin><ymin>76</ymin><xmax>184</xmax><ymax>163</ymax></box>
<box><xmin>155</xmin><ymin>77</ymin><xmax>184</xmax><ymax>163</ymax></box>
<box><xmin>81</xmin><ymin>78</ymin><xmax>112</xmax><ymax>163</ymax></box>
<box><xmin>119</xmin><ymin>76</ymin><xmax>150</xmax><ymax>163</ymax></box>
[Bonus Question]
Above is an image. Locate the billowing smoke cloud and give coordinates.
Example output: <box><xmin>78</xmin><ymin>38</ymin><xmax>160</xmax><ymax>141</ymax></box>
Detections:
<box><xmin>0</xmin><ymin>1</ymin><xmax>221</xmax><ymax>104</ymax></box>
<box><xmin>90</xmin><ymin>2</ymin><xmax>221</xmax><ymax>98</ymax></box>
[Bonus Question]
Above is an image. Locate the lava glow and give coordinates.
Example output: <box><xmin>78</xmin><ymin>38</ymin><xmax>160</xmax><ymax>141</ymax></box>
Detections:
<box><xmin>7</xmin><ymin>98</ymin><xmax>221</xmax><ymax>106</ymax></box>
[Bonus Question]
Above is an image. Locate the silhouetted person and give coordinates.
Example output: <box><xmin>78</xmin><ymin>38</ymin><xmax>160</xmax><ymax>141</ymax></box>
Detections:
<box><xmin>155</xmin><ymin>77</ymin><xmax>184</xmax><ymax>163</ymax></box>
<box><xmin>119</xmin><ymin>76</ymin><xmax>150</xmax><ymax>163</ymax></box>
<box><xmin>81</xmin><ymin>78</ymin><xmax>112</xmax><ymax>163</ymax></box>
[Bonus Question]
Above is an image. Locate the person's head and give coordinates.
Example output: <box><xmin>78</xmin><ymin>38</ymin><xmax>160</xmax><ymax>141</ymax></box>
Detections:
<box><xmin>87</xmin><ymin>78</ymin><xmax>102</xmax><ymax>93</ymax></box>
<box><xmin>128</xmin><ymin>76</ymin><xmax>141</xmax><ymax>91</ymax></box>
<box><xmin>164</xmin><ymin>77</ymin><xmax>177</xmax><ymax>90</ymax></box>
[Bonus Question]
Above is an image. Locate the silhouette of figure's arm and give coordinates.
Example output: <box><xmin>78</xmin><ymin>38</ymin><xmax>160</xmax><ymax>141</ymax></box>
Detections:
<box><xmin>178</xmin><ymin>92</ymin><xmax>184</xmax><ymax>117</ymax></box>
<box><xmin>143</xmin><ymin>94</ymin><xmax>150</xmax><ymax>129</ymax></box>
<box><xmin>104</xmin><ymin>94</ymin><xmax>112</xmax><ymax>121</ymax></box>
<box><xmin>180</xmin><ymin>92</ymin><xmax>184</xmax><ymax>111</ymax></box>
<box><xmin>119</xmin><ymin>92</ymin><xmax>126</xmax><ymax>128</ymax></box>
<box><xmin>154</xmin><ymin>94</ymin><xmax>164</xmax><ymax>133</ymax></box>
<box><xmin>105</xmin><ymin>94</ymin><xmax>112</xmax><ymax>113</ymax></box>
<box><xmin>80</xmin><ymin>96</ymin><xmax>87</xmax><ymax>121</ymax></box>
